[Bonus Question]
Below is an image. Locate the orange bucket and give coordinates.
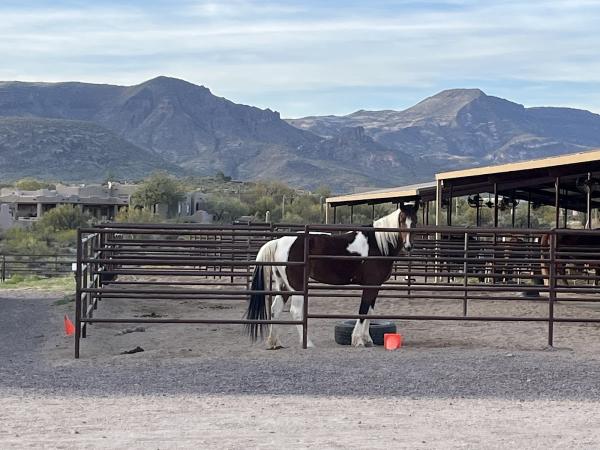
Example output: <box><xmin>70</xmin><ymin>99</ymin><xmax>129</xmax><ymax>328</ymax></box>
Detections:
<box><xmin>384</xmin><ymin>333</ymin><xmax>402</xmax><ymax>350</ymax></box>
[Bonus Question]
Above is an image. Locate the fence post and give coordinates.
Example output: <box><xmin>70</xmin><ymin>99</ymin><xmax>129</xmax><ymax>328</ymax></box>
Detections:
<box><xmin>75</xmin><ymin>229</ymin><xmax>82</xmax><ymax>359</ymax></box>
<box><xmin>266</xmin><ymin>223</ymin><xmax>274</xmax><ymax>317</ymax></box>
<box><xmin>231</xmin><ymin>228</ymin><xmax>235</xmax><ymax>283</ymax></box>
<box><xmin>548</xmin><ymin>232</ymin><xmax>556</xmax><ymax>347</ymax></box>
<box><xmin>463</xmin><ymin>231</ymin><xmax>469</xmax><ymax>316</ymax></box>
<box><xmin>302</xmin><ymin>225</ymin><xmax>310</xmax><ymax>349</ymax></box>
<box><xmin>1</xmin><ymin>255</ymin><xmax>5</xmax><ymax>282</ymax></box>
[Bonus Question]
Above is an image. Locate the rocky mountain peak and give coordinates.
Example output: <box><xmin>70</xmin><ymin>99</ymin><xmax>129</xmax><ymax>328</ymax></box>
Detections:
<box><xmin>134</xmin><ymin>76</ymin><xmax>211</xmax><ymax>95</ymax></box>
<box><xmin>403</xmin><ymin>88</ymin><xmax>486</xmax><ymax>124</ymax></box>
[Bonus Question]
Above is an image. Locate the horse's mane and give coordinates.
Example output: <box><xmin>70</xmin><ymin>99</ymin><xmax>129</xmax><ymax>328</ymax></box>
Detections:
<box><xmin>373</xmin><ymin>209</ymin><xmax>401</xmax><ymax>256</ymax></box>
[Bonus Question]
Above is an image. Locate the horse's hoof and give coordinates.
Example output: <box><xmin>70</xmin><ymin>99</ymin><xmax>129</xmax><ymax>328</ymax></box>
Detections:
<box><xmin>266</xmin><ymin>345</ymin><xmax>285</xmax><ymax>350</ymax></box>
<box><xmin>352</xmin><ymin>337</ymin><xmax>365</xmax><ymax>347</ymax></box>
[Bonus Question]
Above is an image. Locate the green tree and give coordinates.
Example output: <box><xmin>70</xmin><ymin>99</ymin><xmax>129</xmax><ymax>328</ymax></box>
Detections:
<box><xmin>130</xmin><ymin>172</ymin><xmax>185</xmax><ymax>218</ymax></box>
<box><xmin>215</xmin><ymin>171</ymin><xmax>232</xmax><ymax>182</ymax></box>
<box><xmin>253</xmin><ymin>195</ymin><xmax>280</xmax><ymax>221</ymax></box>
<box><xmin>15</xmin><ymin>178</ymin><xmax>55</xmax><ymax>191</ymax></box>
<box><xmin>286</xmin><ymin>195</ymin><xmax>322</xmax><ymax>223</ymax></box>
<box><xmin>204</xmin><ymin>195</ymin><xmax>249</xmax><ymax>222</ymax></box>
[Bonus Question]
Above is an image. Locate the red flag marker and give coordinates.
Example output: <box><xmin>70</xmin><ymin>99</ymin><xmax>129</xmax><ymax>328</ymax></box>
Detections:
<box><xmin>64</xmin><ymin>315</ymin><xmax>75</xmax><ymax>336</ymax></box>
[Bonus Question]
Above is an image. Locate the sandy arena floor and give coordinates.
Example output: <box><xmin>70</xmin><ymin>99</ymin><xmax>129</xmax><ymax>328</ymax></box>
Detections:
<box><xmin>2</xmin><ymin>280</ymin><xmax>600</xmax><ymax>449</ymax></box>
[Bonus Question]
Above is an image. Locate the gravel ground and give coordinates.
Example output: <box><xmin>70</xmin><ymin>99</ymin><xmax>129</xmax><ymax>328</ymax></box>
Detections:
<box><xmin>2</xmin><ymin>288</ymin><xmax>600</xmax><ymax>448</ymax></box>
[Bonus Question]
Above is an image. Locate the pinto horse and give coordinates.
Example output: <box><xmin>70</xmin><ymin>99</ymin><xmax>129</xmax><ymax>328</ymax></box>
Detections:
<box><xmin>245</xmin><ymin>204</ymin><xmax>418</xmax><ymax>348</ymax></box>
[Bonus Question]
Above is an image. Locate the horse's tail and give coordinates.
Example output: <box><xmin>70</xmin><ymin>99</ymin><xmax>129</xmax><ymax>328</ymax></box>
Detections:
<box><xmin>245</xmin><ymin>239</ymin><xmax>278</xmax><ymax>341</ymax></box>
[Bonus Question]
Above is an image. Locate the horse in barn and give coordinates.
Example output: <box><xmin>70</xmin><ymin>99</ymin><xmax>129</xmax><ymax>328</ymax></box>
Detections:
<box><xmin>245</xmin><ymin>204</ymin><xmax>419</xmax><ymax>348</ymax></box>
<box><xmin>540</xmin><ymin>231</ymin><xmax>600</xmax><ymax>286</ymax></box>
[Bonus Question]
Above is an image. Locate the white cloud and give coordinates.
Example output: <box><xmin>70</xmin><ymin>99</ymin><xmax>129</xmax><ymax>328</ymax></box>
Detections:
<box><xmin>0</xmin><ymin>0</ymin><xmax>599</xmax><ymax>115</ymax></box>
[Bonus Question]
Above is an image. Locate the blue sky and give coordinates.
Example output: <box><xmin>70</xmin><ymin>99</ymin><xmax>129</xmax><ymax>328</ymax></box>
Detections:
<box><xmin>2</xmin><ymin>0</ymin><xmax>600</xmax><ymax>117</ymax></box>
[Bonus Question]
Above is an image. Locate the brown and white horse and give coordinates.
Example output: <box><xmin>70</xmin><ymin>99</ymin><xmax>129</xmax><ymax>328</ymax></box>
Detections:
<box><xmin>245</xmin><ymin>204</ymin><xmax>418</xmax><ymax>348</ymax></box>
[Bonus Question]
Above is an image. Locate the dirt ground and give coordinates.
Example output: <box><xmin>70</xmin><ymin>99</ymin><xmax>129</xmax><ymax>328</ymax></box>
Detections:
<box><xmin>2</xmin><ymin>281</ymin><xmax>600</xmax><ymax>448</ymax></box>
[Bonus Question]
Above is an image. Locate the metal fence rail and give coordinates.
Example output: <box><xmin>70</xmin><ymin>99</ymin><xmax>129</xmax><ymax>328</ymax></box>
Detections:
<box><xmin>74</xmin><ymin>223</ymin><xmax>600</xmax><ymax>358</ymax></box>
<box><xmin>0</xmin><ymin>253</ymin><xmax>74</xmax><ymax>282</ymax></box>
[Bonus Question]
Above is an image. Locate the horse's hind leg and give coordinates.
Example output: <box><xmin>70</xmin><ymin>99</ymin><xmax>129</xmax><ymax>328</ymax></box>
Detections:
<box><xmin>290</xmin><ymin>295</ymin><xmax>314</xmax><ymax>348</ymax></box>
<box><xmin>351</xmin><ymin>288</ymin><xmax>378</xmax><ymax>347</ymax></box>
<box><xmin>267</xmin><ymin>293</ymin><xmax>288</xmax><ymax>349</ymax></box>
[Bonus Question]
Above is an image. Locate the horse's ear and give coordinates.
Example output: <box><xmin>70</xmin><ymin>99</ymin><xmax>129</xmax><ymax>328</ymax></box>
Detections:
<box><xmin>398</xmin><ymin>201</ymin><xmax>404</xmax><ymax>210</ymax></box>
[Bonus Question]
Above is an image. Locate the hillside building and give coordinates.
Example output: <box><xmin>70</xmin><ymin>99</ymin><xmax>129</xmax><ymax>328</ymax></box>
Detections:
<box><xmin>0</xmin><ymin>182</ymin><xmax>136</xmax><ymax>229</ymax></box>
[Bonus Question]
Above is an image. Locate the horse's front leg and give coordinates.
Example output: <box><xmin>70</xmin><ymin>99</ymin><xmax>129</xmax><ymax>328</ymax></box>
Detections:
<box><xmin>351</xmin><ymin>288</ymin><xmax>379</xmax><ymax>347</ymax></box>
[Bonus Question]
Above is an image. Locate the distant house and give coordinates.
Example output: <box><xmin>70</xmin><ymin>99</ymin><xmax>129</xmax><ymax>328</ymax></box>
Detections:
<box><xmin>0</xmin><ymin>182</ymin><xmax>136</xmax><ymax>230</ymax></box>
<box><xmin>146</xmin><ymin>190</ymin><xmax>213</xmax><ymax>224</ymax></box>
<box><xmin>174</xmin><ymin>190</ymin><xmax>213</xmax><ymax>223</ymax></box>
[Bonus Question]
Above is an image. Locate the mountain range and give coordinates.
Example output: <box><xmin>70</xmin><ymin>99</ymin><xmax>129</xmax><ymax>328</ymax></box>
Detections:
<box><xmin>1</xmin><ymin>77</ymin><xmax>600</xmax><ymax>191</ymax></box>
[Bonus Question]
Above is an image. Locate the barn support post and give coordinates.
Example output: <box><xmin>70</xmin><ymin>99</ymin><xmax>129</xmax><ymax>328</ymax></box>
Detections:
<box><xmin>372</xmin><ymin>204</ymin><xmax>375</xmax><ymax>221</ymax></box>
<box><xmin>527</xmin><ymin>191</ymin><xmax>532</xmax><ymax>229</ymax></box>
<box><xmin>333</xmin><ymin>206</ymin><xmax>337</xmax><ymax>224</ymax></box>
<box><xmin>586</xmin><ymin>172</ymin><xmax>592</xmax><ymax>229</ymax></box>
<box><xmin>447</xmin><ymin>184</ymin><xmax>453</xmax><ymax>226</ymax></box>
<box><xmin>320</xmin><ymin>196</ymin><xmax>325</xmax><ymax>223</ymax></box>
<box><xmin>302</xmin><ymin>225</ymin><xmax>310</xmax><ymax>349</ymax></box>
<box><xmin>563</xmin><ymin>188</ymin><xmax>568</xmax><ymax>228</ymax></box>
<box><xmin>511</xmin><ymin>190</ymin><xmax>516</xmax><ymax>228</ymax></box>
<box><xmin>435</xmin><ymin>180</ymin><xmax>442</xmax><ymax>227</ymax></box>
<box><xmin>554</xmin><ymin>177</ymin><xmax>561</xmax><ymax>229</ymax></box>
<box><xmin>350</xmin><ymin>205</ymin><xmax>354</xmax><ymax>224</ymax></box>
<box><xmin>493</xmin><ymin>183</ymin><xmax>499</xmax><ymax>228</ymax></box>
<box><xmin>325</xmin><ymin>203</ymin><xmax>330</xmax><ymax>224</ymax></box>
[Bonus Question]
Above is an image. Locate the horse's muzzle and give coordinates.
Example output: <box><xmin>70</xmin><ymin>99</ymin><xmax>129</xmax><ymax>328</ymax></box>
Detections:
<box><xmin>404</xmin><ymin>243</ymin><xmax>412</xmax><ymax>252</ymax></box>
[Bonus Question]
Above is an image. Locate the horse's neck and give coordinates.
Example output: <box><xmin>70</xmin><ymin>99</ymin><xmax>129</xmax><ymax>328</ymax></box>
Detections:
<box><xmin>388</xmin><ymin>233</ymin><xmax>402</xmax><ymax>256</ymax></box>
<box><xmin>374</xmin><ymin>229</ymin><xmax>402</xmax><ymax>256</ymax></box>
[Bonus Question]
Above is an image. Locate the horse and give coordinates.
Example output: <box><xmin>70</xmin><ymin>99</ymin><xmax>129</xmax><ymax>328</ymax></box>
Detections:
<box><xmin>245</xmin><ymin>203</ymin><xmax>419</xmax><ymax>349</ymax></box>
<box><xmin>540</xmin><ymin>232</ymin><xmax>600</xmax><ymax>286</ymax></box>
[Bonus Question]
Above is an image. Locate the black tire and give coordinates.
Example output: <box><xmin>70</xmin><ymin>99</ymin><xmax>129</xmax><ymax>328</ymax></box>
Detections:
<box><xmin>334</xmin><ymin>320</ymin><xmax>397</xmax><ymax>346</ymax></box>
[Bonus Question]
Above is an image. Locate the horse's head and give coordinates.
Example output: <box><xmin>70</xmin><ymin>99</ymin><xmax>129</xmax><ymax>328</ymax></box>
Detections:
<box><xmin>398</xmin><ymin>201</ymin><xmax>419</xmax><ymax>251</ymax></box>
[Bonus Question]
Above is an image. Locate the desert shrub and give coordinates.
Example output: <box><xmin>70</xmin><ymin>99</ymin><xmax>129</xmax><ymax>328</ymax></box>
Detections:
<box><xmin>115</xmin><ymin>208</ymin><xmax>160</xmax><ymax>223</ymax></box>
<box><xmin>1</xmin><ymin>227</ymin><xmax>50</xmax><ymax>255</ymax></box>
<box><xmin>37</xmin><ymin>205</ymin><xmax>90</xmax><ymax>231</ymax></box>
